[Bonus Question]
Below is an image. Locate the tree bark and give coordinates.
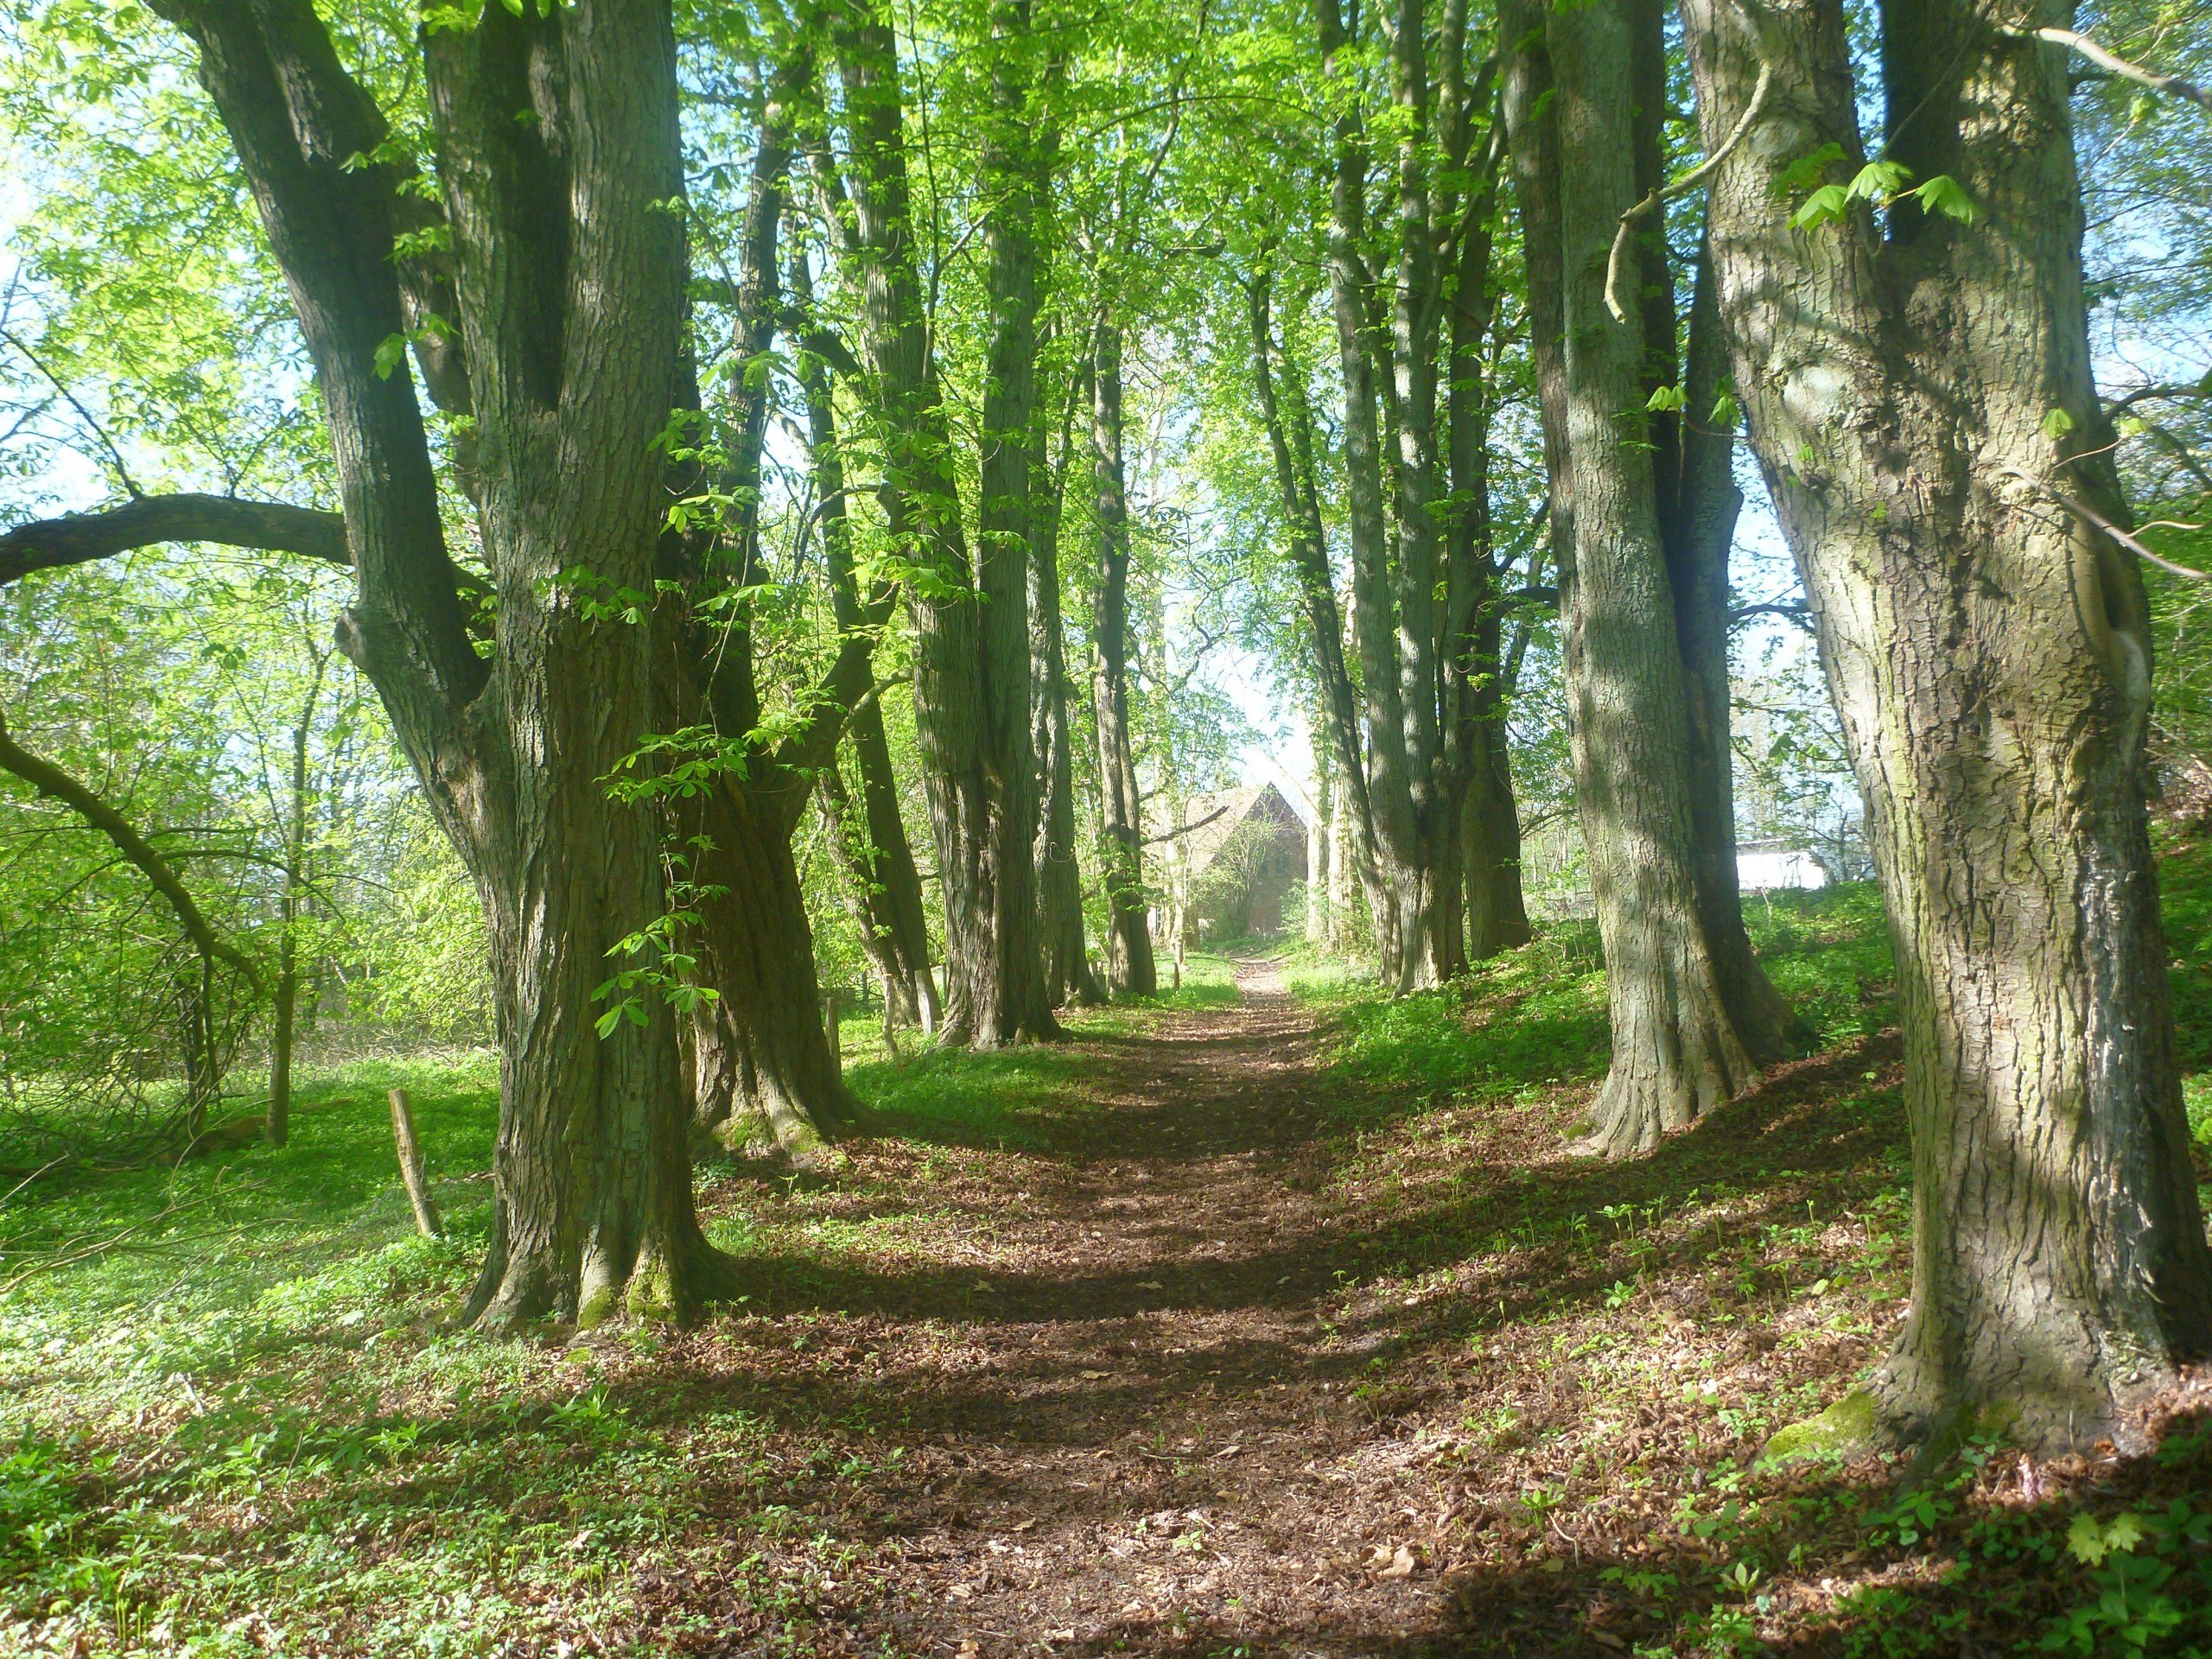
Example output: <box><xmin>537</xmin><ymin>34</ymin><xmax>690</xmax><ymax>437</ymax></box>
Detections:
<box><xmin>1245</xmin><ymin>264</ymin><xmax>1385</xmax><ymax>946</ymax></box>
<box><xmin>972</xmin><ymin>0</ymin><xmax>1058</xmax><ymax>1036</ymax></box>
<box><xmin>1090</xmin><ymin>327</ymin><xmax>1158</xmax><ymax>997</ymax></box>
<box><xmin>830</xmin><ymin>3</ymin><xmax>1053</xmax><ymax>1046</ymax></box>
<box><xmin>1520</xmin><ymin>0</ymin><xmax>1761</xmax><ymax>1157</ymax></box>
<box><xmin>819</xmin><ymin>760</ymin><xmax>912</xmax><ymax>1024</ymax></box>
<box><xmin>1031</xmin><ymin>383</ymin><xmax>1107</xmax><ymax>1007</ymax></box>
<box><xmin>798</xmin><ymin>267</ymin><xmax>941</xmax><ymax>1034</ymax></box>
<box><xmin>1442</xmin><ymin>85</ymin><xmax>1530</xmax><ymax>963</ymax></box>
<box><xmin>1681</xmin><ymin>0</ymin><xmax>2212</xmax><ymax>1450</ymax></box>
<box><xmin>0</xmin><ymin>493</ymin><xmax>347</xmax><ymax>590</ymax></box>
<box><xmin>423</xmin><ymin>0</ymin><xmax>727</xmax><ymax>1329</ymax></box>
<box><xmin>1319</xmin><ymin>0</ymin><xmax>1426</xmax><ymax>988</ymax></box>
<box><xmin>667</xmin><ymin>63</ymin><xmax>871</xmax><ymax>1153</ymax></box>
<box><xmin>149</xmin><ymin>0</ymin><xmax>735</xmax><ymax>1330</ymax></box>
<box><xmin>268</xmin><ymin>659</ymin><xmax>323</xmax><ymax>1147</ymax></box>
<box><xmin>1618</xmin><ymin>3</ymin><xmax>1802</xmax><ymax>1061</ymax></box>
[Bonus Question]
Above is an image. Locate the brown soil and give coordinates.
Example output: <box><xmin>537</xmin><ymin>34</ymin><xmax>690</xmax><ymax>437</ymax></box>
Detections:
<box><xmin>605</xmin><ymin>961</ymin><xmax>1974</xmax><ymax>1657</ymax></box>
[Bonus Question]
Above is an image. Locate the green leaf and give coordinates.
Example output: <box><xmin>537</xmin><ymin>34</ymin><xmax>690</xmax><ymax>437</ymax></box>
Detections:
<box><xmin>1771</xmin><ymin>142</ymin><xmax>1847</xmax><ymax>198</ymax></box>
<box><xmin>1646</xmin><ymin>385</ymin><xmax>1688</xmax><ymax>413</ymax></box>
<box><xmin>1709</xmin><ymin>391</ymin><xmax>1742</xmax><ymax>429</ymax></box>
<box><xmin>1847</xmin><ymin>159</ymin><xmax>1913</xmax><ymax>202</ymax></box>
<box><xmin>1912</xmin><ymin>174</ymin><xmax>1978</xmax><ymax>224</ymax></box>
<box><xmin>373</xmin><ymin>333</ymin><xmax>408</xmax><ymax>380</ymax></box>
<box><xmin>1789</xmin><ymin>184</ymin><xmax>1852</xmax><ymax>231</ymax></box>
<box><xmin>2042</xmin><ymin>407</ymin><xmax>2076</xmax><ymax>441</ymax></box>
<box><xmin>2068</xmin><ymin>1511</ymin><xmax>2148</xmax><ymax>1566</ymax></box>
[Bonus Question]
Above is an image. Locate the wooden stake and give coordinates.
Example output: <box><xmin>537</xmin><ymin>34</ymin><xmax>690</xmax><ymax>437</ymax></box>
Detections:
<box><xmin>387</xmin><ymin>1088</ymin><xmax>442</xmax><ymax>1237</ymax></box>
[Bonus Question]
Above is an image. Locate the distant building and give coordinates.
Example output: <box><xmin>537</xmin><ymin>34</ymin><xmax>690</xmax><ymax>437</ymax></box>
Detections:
<box><xmin>1737</xmin><ymin>845</ymin><xmax>1829</xmax><ymax>892</ymax></box>
<box><xmin>1151</xmin><ymin>784</ymin><xmax>1313</xmax><ymax>942</ymax></box>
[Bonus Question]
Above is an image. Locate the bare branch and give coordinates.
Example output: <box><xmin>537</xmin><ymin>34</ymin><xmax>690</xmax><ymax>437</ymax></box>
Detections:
<box><xmin>1605</xmin><ymin>61</ymin><xmax>1771</xmax><ymax>325</ymax></box>
<box><xmin>0</xmin><ymin>493</ymin><xmax>349</xmax><ymax>589</ymax></box>
<box><xmin>2002</xmin><ymin>23</ymin><xmax>2212</xmax><ymax>114</ymax></box>
<box><xmin>0</xmin><ymin>702</ymin><xmax>261</xmax><ymax>992</ymax></box>
<box><xmin>1999</xmin><ymin>463</ymin><xmax>2210</xmax><ymax>582</ymax></box>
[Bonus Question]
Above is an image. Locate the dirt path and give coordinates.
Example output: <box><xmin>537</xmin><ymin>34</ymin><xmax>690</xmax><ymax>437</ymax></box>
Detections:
<box><xmin>649</xmin><ymin>962</ymin><xmax>1483</xmax><ymax>1656</ymax></box>
<box><xmin>637</xmin><ymin>960</ymin><xmax>1904</xmax><ymax>1656</ymax></box>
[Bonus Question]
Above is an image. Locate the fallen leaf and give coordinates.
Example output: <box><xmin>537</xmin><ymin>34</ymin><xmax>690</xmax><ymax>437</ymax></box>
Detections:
<box><xmin>1373</xmin><ymin>1543</ymin><xmax>1417</xmax><ymax>1578</ymax></box>
<box><xmin>1135</xmin><ymin>1281</ymin><xmax>1166</xmax><ymax>1290</ymax></box>
<box><xmin>1080</xmin><ymin>1370</ymin><xmax>1109</xmax><ymax>1380</ymax></box>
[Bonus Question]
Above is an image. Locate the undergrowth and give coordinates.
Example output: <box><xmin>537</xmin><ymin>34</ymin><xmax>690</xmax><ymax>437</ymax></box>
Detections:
<box><xmin>1</xmin><ymin>874</ymin><xmax>2209</xmax><ymax>1656</ymax></box>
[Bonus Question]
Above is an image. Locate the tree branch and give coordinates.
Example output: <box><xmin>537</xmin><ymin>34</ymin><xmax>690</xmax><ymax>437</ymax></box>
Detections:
<box><xmin>1999</xmin><ymin>463</ymin><xmax>2210</xmax><ymax>582</ymax></box>
<box><xmin>1605</xmin><ymin>60</ymin><xmax>1771</xmax><ymax>325</ymax></box>
<box><xmin>0</xmin><ymin>702</ymin><xmax>260</xmax><ymax>991</ymax></box>
<box><xmin>1729</xmin><ymin>600</ymin><xmax>1816</xmax><ymax>630</ymax></box>
<box><xmin>2001</xmin><ymin>23</ymin><xmax>2212</xmax><ymax>113</ymax></box>
<box><xmin>0</xmin><ymin>493</ymin><xmax>349</xmax><ymax>588</ymax></box>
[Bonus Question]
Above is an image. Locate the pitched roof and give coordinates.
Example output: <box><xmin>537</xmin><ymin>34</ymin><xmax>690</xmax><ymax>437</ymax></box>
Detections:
<box><xmin>1154</xmin><ymin>782</ymin><xmax>1311</xmax><ymax>876</ymax></box>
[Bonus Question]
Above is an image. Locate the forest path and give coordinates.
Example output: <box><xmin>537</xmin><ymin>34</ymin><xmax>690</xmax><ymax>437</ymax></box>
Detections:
<box><xmin>659</xmin><ymin>957</ymin><xmax>1510</xmax><ymax>1658</ymax></box>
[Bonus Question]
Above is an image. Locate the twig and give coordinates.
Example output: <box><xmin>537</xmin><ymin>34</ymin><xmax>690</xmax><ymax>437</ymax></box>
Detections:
<box><xmin>0</xmin><ymin>1157</ymin><xmax>66</xmax><ymax>1212</ymax></box>
<box><xmin>2000</xmin><ymin>23</ymin><xmax>2212</xmax><ymax>113</ymax></box>
<box><xmin>1141</xmin><ymin>804</ymin><xmax>1230</xmax><ymax>848</ymax></box>
<box><xmin>1999</xmin><ymin>463</ymin><xmax>2210</xmax><ymax>581</ymax></box>
<box><xmin>0</xmin><ymin>1194</ymin><xmax>188</xmax><ymax>1294</ymax></box>
<box><xmin>0</xmin><ymin>325</ymin><xmax>143</xmax><ymax>499</ymax></box>
<box><xmin>1605</xmin><ymin>62</ymin><xmax>1772</xmax><ymax>326</ymax></box>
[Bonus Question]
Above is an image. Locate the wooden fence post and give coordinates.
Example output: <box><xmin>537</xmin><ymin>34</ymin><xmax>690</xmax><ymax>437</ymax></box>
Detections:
<box><xmin>387</xmin><ymin>1088</ymin><xmax>442</xmax><ymax>1237</ymax></box>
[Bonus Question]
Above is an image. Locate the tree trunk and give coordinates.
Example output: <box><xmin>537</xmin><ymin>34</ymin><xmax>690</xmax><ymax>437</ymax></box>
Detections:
<box><xmin>973</xmin><ymin>1</ymin><xmax>1058</xmax><ymax>1038</ymax></box>
<box><xmin>1090</xmin><ymin>327</ymin><xmax>1158</xmax><ymax>997</ymax></box>
<box><xmin>846</xmin><ymin>703</ymin><xmax>939</xmax><ymax>1032</ymax></box>
<box><xmin>1319</xmin><ymin>0</ymin><xmax>1425</xmax><ymax>989</ymax></box>
<box><xmin>1245</xmin><ymin>266</ymin><xmax>1387</xmax><ymax>946</ymax></box>
<box><xmin>1523</xmin><ymin>0</ymin><xmax>1759</xmax><ymax>1157</ymax></box>
<box><xmin>682</xmin><ymin>782</ymin><xmax>862</xmax><ymax>1154</ymax></box>
<box><xmin>434</xmin><ymin>0</ymin><xmax>725</xmax><ymax>1330</ymax></box>
<box><xmin>267</xmin><ymin>675</ymin><xmax>319</xmax><ymax>1148</ymax></box>
<box><xmin>819</xmin><ymin>760</ymin><xmax>916</xmax><ymax>1026</ymax></box>
<box><xmin>1462</xmin><ymin>611</ymin><xmax>1532</xmax><ymax>958</ymax></box>
<box><xmin>1681</xmin><ymin>0</ymin><xmax>2212</xmax><ymax>1451</ymax></box>
<box><xmin>1619</xmin><ymin>2</ymin><xmax>1801</xmax><ymax>1062</ymax></box>
<box><xmin>1306</xmin><ymin>738</ymin><xmax>1332</xmax><ymax>946</ymax></box>
<box><xmin>156</xmin><ymin>0</ymin><xmax>728</xmax><ymax>1332</ymax></box>
<box><xmin>831</xmin><ymin>4</ymin><xmax>1052</xmax><ymax>1045</ymax></box>
<box><xmin>670</xmin><ymin>80</ymin><xmax>873</xmax><ymax>1150</ymax></box>
<box><xmin>1031</xmin><ymin>387</ymin><xmax>1106</xmax><ymax>1007</ymax></box>
<box><xmin>1442</xmin><ymin>79</ymin><xmax>1530</xmax><ymax>964</ymax></box>
<box><xmin>795</xmin><ymin>257</ymin><xmax>940</xmax><ymax>1035</ymax></box>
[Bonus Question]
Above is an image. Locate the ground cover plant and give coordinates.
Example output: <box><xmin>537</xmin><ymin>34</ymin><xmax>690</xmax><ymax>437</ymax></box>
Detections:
<box><xmin>4</xmin><ymin>0</ymin><xmax>2211</xmax><ymax>1650</ymax></box>
<box><xmin>3</xmin><ymin>869</ymin><xmax>2209</xmax><ymax>1657</ymax></box>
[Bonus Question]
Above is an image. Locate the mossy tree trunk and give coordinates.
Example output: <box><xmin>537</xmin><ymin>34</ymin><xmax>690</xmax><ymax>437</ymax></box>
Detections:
<box><xmin>1681</xmin><ymin>0</ymin><xmax>2212</xmax><ymax>1450</ymax></box>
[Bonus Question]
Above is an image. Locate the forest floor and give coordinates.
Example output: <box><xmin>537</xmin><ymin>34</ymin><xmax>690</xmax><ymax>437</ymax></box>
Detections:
<box><xmin>4</xmin><ymin>869</ymin><xmax>2212</xmax><ymax>1656</ymax></box>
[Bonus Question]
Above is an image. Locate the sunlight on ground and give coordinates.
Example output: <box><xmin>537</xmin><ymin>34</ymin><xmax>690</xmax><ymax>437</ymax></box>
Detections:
<box><xmin>3</xmin><ymin>874</ymin><xmax>2210</xmax><ymax>1656</ymax></box>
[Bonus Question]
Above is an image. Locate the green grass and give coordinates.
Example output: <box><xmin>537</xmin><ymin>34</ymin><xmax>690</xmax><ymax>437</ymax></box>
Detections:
<box><xmin>831</xmin><ymin>950</ymin><xmax>1241</xmax><ymax>1153</ymax></box>
<box><xmin>5</xmin><ymin>876</ymin><xmax>2212</xmax><ymax>1655</ymax></box>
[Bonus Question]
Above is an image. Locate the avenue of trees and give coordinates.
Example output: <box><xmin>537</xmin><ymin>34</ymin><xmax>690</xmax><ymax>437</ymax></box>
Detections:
<box><xmin>3</xmin><ymin>0</ymin><xmax>2210</xmax><ymax>1456</ymax></box>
